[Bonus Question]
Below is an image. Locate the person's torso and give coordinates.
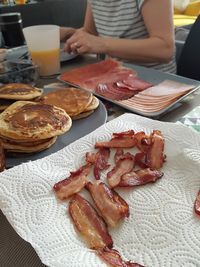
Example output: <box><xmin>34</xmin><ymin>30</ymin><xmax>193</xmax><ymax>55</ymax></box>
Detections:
<box><xmin>90</xmin><ymin>0</ymin><xmax>176</xmax><ymax>73</ymax></box>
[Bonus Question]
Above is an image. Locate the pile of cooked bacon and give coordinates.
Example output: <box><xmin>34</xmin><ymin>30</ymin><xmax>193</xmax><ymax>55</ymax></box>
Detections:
<box><xmin>53</xmin><ymin>129</ymin><xmax>166</xmax><ymax>267</ymax></box>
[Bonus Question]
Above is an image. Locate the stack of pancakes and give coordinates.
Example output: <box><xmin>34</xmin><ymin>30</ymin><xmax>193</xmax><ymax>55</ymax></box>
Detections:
<box><xmin>40</xmin><ymin>87</ymin><xmax>99</xmax><ymax>120</ymax></box>
<box><xmin>0</xmin><ymin>101</ymin><xmax>72</xmax><ymax>153</ymax></box>
<box><xmin>0</xmin><ymin>83</ymin><xmax>43</xmax><ymax>112</ymax></box>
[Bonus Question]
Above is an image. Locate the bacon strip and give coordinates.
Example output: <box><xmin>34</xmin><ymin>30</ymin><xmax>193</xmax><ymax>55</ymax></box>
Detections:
<box><xmin>69</xmin><ymin>194</ymin><xmax>113</xmax><ymax>249</ymax></box>
<box><xmin>94</xmin><ymin>148</ymin><xmax>110</xmax><ymax>180</ymax></box>
<box><xmin>118</xmin><ymin>168</ymin><xmax>163</xmax><ymax>187</ymax></box>
<box><xmin>86</xmin><ymin>182</ymin><xmax>129</xmax><ymax>227</ymax></box>
<box><xmin>134</xmin><ymin>152</ymin><xmax>148</xmax><ymax>169</ymax></box>
<box><xmin>98</xmin><ymin>247</ymin><xmax>144</xmax><ymax>267</ymax></box>
<box><xmin>134</xmin><ymin>131</ymin><xmax>151</xmax><ymax>152</ymax></box>
<box><xmin>0</xmin><ymin>141</ymin><xmax>5</xmax><ymax>172</ymax></box>
<box><xmin>194</xmin><ymin>190</ymin><xmax>200</xmax><ymax>216</ymax></box>
<box><xmin>86</xmin><ymin>148</ymin><xmax>110</xmax><ymax>180</ymax></box>
<box><xmin>146</xmin><ymin>130</ymin><xmax>165</xmax><ymax>169</ymax></box>
<box><xmin>86</xmin><ymin>151</ymin><xmax>98</xmax><ymax>164</ymax></box>
<box><xmin>114</xmin><ymin>148</ymin><xmax>124</xmax><ymax>164</ymax></box>
<box><xmin>53</xmin><ymin>163</ymin><xmax>91</xmax><ymax>200</ymax></box>
<box><xmin>95</xmin><ymin>130</ymin><xmax>136</xmax><ymax>149</ymax></box>
<box><xmin>107</xmin><ymin>154</ymin><xmax>135</xmax><ymax>188</ymax></box>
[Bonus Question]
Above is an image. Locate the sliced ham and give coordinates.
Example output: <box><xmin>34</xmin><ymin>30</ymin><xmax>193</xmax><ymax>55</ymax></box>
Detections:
<box><xmin>140</xmin><ymin>80</ymin><xmax>194</xmax><ymax>96</ymax></box>
<box><xmin>118</xmin><ymin>79</ymin><xmax>195</xmax><ymax>114</ymax></box>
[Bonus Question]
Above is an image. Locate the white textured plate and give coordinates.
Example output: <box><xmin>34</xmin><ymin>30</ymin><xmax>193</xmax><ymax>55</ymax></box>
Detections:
<box><xmin>1</xmin><ymin>113</ymin><xmax>200</xmax><ymax>267</ymax></box>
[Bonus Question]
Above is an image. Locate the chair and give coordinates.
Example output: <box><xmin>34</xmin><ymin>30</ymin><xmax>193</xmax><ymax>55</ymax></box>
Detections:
<box><xmin>177</xmin><ymin>15</ymin><xmax>200</xmax><ymax>81</ymax></box>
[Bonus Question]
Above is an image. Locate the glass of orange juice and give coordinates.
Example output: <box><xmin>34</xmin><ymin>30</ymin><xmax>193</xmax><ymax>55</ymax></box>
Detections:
<box><xmin>23</xmin><ymin>25</ymin><xmax>60</xmax><ymax>77</ymax></box>
<box><xmin>15</xmin><ymin>0</ymin><xmax>26</xmax><ymax>4</ymax></box>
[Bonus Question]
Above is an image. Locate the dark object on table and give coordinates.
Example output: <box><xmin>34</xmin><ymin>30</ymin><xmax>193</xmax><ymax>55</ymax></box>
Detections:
<box><xmin>177</xmin><ymin>15</ymin><xmax>200</xmax><ymax>81</ymax></box>
<box><xmin>0</xmin><ymin>12</ymin><xmax>25</xmax><ymax>47</ymax></box>
<box><xmin>0</xmin><ymin>60</ymin><xmax>38</xmax><ymax>84</ymax></box>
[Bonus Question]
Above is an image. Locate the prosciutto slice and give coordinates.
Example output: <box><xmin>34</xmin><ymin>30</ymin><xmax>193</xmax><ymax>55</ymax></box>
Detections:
<box><xmin>86</xmin><ymin>182</ymin><xmax>129</xmax><ymax>227</ymax></box>
<box><xmin>53</xmin><ymin>163</ymin><xmax>91</xmax><ymax>200</ymax></box>
<box><xmin>69</xmin><ymin>194</ymin><xmax>113</xmax><ymax>250</ymax></box>
<box><xmin>98</xmin><ymin>247</ymin><xmax>144</xmax><ymax>267</ymax></box>
<box><xmin>118</xmin><ymin>168</ymin><xmax>163</xmax><ymax>187</ymax></box>
<box><xmin>60</xmin><ymin>58</ymin><xmax>137</xmax><ymax>91</ymax></box>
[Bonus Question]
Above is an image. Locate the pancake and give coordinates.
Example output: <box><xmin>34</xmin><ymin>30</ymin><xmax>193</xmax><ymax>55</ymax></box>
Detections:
<box><xmin>0</xmin><ymin>83</ymin><xmax>43</xmax><ymax>100</ymax></box>
<box><xmin>0</xmin><ymin>101</ymin><xmax>72</xmax><ymax>140</ymax></box>
<box><xmin>72</xmin><ymin>110</ymin><xmax>94</xmax><ymax>120</ymax></box>
<box><xmin>84</xmin><ymin>96</ymin><xmax>99</xmax><ymax>112</ymax></box>
<box><xmin>3</xmin><ymin>136</ymin><xmax>57</xmax><ymax>153</ymax></box>
<box><xmin>41</xmin><ymin>87</ymin><xmax>93</xmax><ymax>117</ymax></box>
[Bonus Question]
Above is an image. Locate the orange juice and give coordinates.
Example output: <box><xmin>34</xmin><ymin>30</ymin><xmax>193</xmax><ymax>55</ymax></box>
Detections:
<box><xmin>30</xmin><ymin>48</ymin><xmax>60</xmax><ymax>76</ymax></box>
<box><xmin>15</xmin><ymin>0</ymin><xmax>27</xmax><ymax>4</ymax></box>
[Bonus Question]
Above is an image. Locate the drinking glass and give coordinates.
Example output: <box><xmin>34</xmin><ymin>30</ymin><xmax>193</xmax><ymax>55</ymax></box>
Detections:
<box><xmin>23</xmin><ymin>25</ymin><xmax>60</xmax><ymax>77</ymax></box>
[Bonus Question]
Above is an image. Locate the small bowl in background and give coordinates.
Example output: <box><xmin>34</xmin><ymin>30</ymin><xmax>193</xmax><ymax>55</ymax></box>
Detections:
<box><xmin>0</xmin><ymin>61</ymin><xmax>39</xmax><ymax>85</ymax></box>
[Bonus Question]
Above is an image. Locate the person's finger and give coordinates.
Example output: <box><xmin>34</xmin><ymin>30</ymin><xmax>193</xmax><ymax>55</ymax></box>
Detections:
<box><xmin>76</xmin><ymin>45</ymin><xmax>88</xmax><ymax>54</ymax></box>
<box><xmin>63</xmin><ymin>41</ymin><xmax>72</xmax><ymax>53</ymax></box>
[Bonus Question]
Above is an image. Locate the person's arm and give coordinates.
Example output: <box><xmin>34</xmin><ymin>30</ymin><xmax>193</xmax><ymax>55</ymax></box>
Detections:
<box><xmin>61</xmin><ymin>3</ymin><xmax>97</xmax><ymax>42</ymax></box>
<box><xmin>65</xmin><ymin>0</ymin><xmax>175</xmax><ymax>63</ymax></box>
<box><xmin>83</xmin><ymin>2</ymin><xmax>98</xmax><ymax>35</ymax></box>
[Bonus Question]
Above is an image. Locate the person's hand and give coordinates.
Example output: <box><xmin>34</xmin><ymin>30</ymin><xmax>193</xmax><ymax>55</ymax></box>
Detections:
<box><xmin>64</xmin><ymin>28</ymin><xmax>106</xmax><ymax>55</ymax></box>
<box><xmin>60</xmin><ymin>27</ymin><xmax>76</xmax><ymax>42</ymax></box>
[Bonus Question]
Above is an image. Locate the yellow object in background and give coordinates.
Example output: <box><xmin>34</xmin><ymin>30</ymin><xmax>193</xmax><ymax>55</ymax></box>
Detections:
<box><xmin>15</xmin><ymin>0</ymin><xmax>26</xmax><ymax>4</ymax></box>
<box><xmin>174</xmin><ymin>1</ymin><xmax>200</xmax><ymax>26</ymax></box>
<box><xmin>174</xmin><ymin>15</ymin><xmax>197</xmax><ymax>26</ymax></box>
<box><xmin>185</xmin><ymin>1</ymin><xmax>200</xmax><ymax>16</ymax></box>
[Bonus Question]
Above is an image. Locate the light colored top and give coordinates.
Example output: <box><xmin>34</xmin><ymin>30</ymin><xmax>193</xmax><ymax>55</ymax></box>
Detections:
<box><xmin>89</xmin><ymin>0</ymin><xmax>176</xmax><ymax>73</ymax></box>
